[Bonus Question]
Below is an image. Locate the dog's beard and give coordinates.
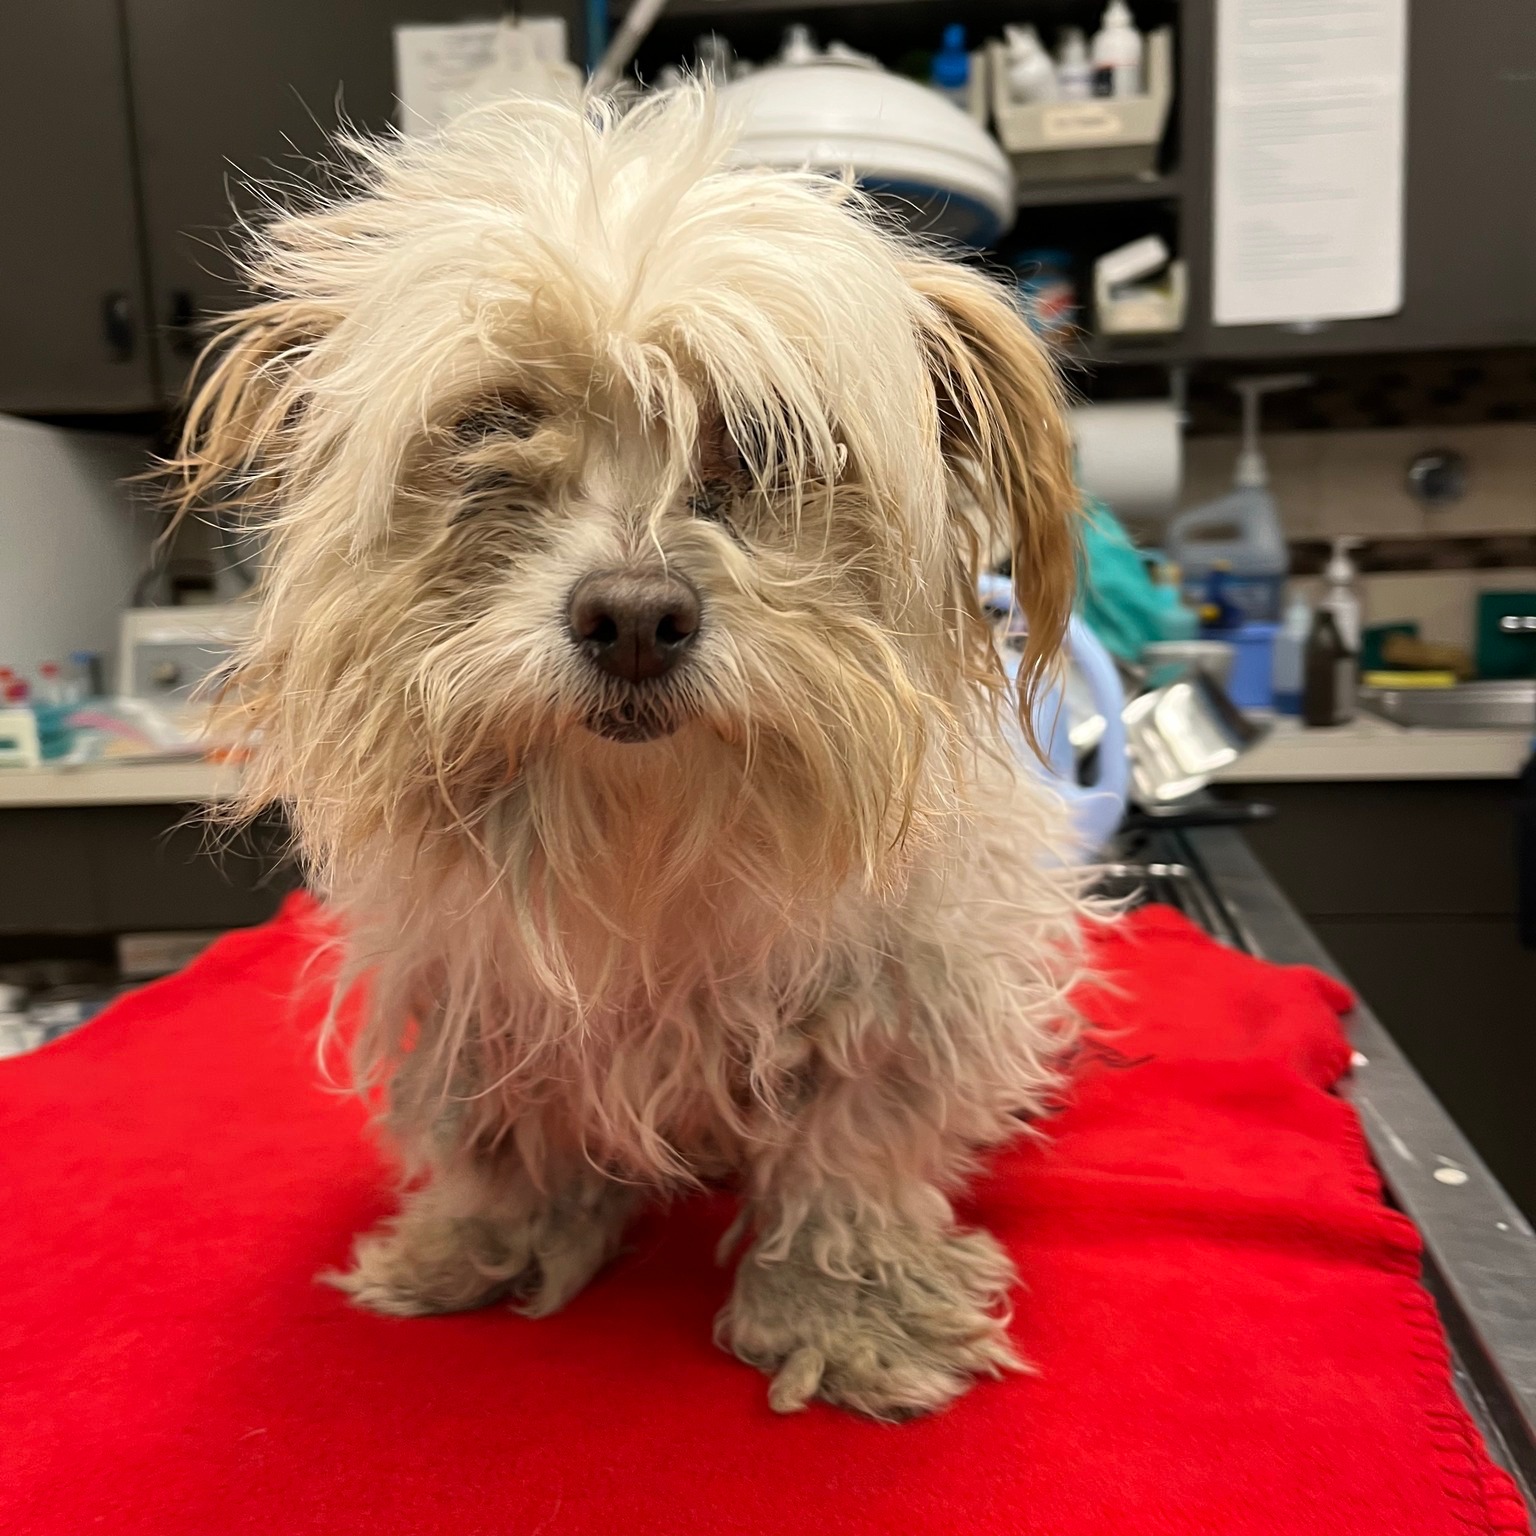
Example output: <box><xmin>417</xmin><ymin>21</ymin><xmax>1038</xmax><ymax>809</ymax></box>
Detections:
<box><xmin>583</xmin><ymin>685</ymin><xmax>682</xmax><ymax>744</ymax></box>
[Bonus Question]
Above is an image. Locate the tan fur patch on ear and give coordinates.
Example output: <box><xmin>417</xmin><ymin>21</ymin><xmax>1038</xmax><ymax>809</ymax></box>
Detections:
<box><xmin>904</xmin><ymin>259</ymin><xmax>1082</xmax><ymax>748</ymax></box>
<box><xmin>164</xmin><ymin>298</ymin><xmax>330</xmax><ymax>526</ymax></box>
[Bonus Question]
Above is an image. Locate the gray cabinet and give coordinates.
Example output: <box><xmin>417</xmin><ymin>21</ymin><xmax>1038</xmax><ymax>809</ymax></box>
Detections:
<box><xmin>0</xmin><ymin>1</ymin><xmax>158</xmax><ymax>413</ymax></box>
<box><xmin>1181</xmin><ymin>0</ymin><xmax>1536</xmax><ymax>359</ymax></box>
<box><xmin>125</xmin><ymin>0</ymin><xmax>584</xmax><ymax>397</ymax></box>
<box><xmin>0</xmin><ymin>804</ymin><xmax>297</xmax><ymax>936</ymax></box>
<box><xmin>0</xmin><ymin>2</ymin><xmax>582</xmax><ymax>413</ymax></box>
<box><xmin>2</xmin><ymin>2</ymin><xmax>1532</xmax><ymax>411</ymax></box>
<box><xmin>1222</xmin><ymin>780</ymin><xmax>1536</xmax><ymax>1220</ymax></box>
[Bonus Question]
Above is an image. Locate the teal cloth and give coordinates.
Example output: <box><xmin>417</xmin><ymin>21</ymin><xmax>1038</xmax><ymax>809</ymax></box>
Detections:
<box><xmin>1076</xmin><ymin>498</ymin><xmax>1165</xmax><ymax>663</ymax></box>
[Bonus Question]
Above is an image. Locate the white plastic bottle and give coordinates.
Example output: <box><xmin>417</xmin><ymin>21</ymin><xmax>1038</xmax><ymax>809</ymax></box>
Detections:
<box><xmin>1055</xmin><ymin>27</ymin><xmax>1093</xmax><ymax>101</ymax></box>
<box><xmin>1321</xmin><ymin>537</ymin><xmax>1364</xmax><ymax>654</ymax></box>
<box><xmin>1003</xmin><ymin>25</ymin><xmax>1058</xmax><ymax>104</ymax></box>
<box><xmin>1091</xmin><ymin>0</ymin><xmax>1144</xmax><ymax>97</ymax></box>
<box><xmin>1271</xmin><ymin>596</ymin><xmax>1312</xmax><ymax>716</ymax></box>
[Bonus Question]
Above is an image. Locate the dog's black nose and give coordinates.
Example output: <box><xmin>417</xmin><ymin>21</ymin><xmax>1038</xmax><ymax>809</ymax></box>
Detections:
<box><xmin>568</xmin><ymin>569</ymin><xmax>701</xmax><ymax>685</ymax></box>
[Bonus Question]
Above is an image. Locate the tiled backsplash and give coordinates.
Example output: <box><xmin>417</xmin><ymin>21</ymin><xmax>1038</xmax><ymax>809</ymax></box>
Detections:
<box><xmin>1167</xmin><ymin>422</ymin><xmax>1536</xmax><ymax>654</ymax></box>
<box><xmin>1178</xmin><ymin>423</ymin><xmax>1536</xmax><ymax>540</ymax></box>
<box><xmin>1289</xmin><ymin>569</ymin><xmax>1536</xmax><ymax>653</ymax></box>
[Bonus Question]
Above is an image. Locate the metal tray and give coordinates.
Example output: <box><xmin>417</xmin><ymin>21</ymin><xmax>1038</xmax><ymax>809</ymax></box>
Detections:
<box><xmin>1361</xmin><ymin>679</ymin><xmax>1536</xmax><ymax>731</ymax></box>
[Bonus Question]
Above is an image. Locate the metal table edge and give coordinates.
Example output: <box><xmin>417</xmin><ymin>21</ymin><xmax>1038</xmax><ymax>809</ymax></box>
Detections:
<box><xmin>1183</xmin><ymin>825</ymin><xmax>1536</xmax><ymax>1506</ymax></box>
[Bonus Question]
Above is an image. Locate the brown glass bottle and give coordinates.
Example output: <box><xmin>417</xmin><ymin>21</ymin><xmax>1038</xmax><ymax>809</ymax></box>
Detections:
<box><xmin>1303</xmin><ymin>607</ymin><xmax>1356</xmax><ymax>727</ymax></box>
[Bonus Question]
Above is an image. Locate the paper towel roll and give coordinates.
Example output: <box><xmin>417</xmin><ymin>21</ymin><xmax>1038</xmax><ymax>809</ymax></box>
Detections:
<box><xmin>1070</xmin><ymin>401</ymin><xmax>1183</xmax><ymax>523</ymax></box>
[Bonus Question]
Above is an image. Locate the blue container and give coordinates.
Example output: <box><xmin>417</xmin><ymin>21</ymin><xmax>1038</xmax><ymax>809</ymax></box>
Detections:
<box><xmin>33</xmin><ymin>702</ymin><xmax>74</xmax><ymax>761</ymax></box>
<box><xmin>1226</xmin><ymin>622</ymin><xmax>1279</xmax><ymax>710</ymax></box>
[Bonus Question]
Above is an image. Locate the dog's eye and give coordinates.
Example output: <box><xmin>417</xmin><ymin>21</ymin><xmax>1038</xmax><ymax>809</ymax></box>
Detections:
<box><xmin>689</xmin><ymin>480</ymin><xmax>734</xmax><ymax>523</ymax></box>
<box><xmin>729</xmin><ymin>418</ymin><xmax>775</xmax><ymax>482</ymax></box>
<box><xmin>688</xmin><ymin>478</ymin><xmax>752</xmax><ymax>549</ymax></box>
<box><xmin>703</xmin><ymin>411</ymin><xmax>790</xmax><ymax>488</ymax></box>
<box><xmin>709</xmin><ymin>413</ymin><xmax>838</xmax><ymax>491</ymax></box>
<box><xmin>449</xmin><ymin>392</ymin><xmax>541</xmax><ymax>446</ymax></box>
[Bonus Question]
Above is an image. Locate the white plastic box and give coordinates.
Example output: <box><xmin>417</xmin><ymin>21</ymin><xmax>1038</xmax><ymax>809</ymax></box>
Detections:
<box><xmin>987</xmin><ymin>27</ymin><xmax>1173</xmax><ymax>184</ymax></box>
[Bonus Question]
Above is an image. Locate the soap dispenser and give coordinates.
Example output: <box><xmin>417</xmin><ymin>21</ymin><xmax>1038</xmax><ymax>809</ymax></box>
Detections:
<box><xmin>1321</xmin><ymin>536</ymin><xmax>1364</xmax><ymax>654</ymax></box>
<box><xmin>1165</xmin><ymin>373</ymin><xmax>1310</xmax><ymax>624</ymax></box>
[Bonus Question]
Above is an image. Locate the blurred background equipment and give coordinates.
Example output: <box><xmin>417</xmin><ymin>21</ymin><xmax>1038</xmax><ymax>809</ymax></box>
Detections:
<box><xmin>719</xmin><ymin>35</ymin><xmax>1015</xmax><ymax>245</ymax></box>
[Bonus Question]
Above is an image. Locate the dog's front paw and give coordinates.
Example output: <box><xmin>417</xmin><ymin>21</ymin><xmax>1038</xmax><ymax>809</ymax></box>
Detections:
<box><xmin>324</xmin><ymin>1179</ymin><xmax>635</xmax><ymax>1319</ymax></box>
<box><xmin>718</xmin><ymin>1223</ymin><xmax>1024</xmax><ymax>1420</ymax></box>
<box><xmin>323</xmin><ymin>1213</ymin><xmax>537</xmax><ymax>1317</ymax></box>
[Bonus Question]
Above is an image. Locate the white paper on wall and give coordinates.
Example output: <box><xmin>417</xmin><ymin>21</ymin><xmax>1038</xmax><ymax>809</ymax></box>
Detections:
<box><xmin>393</xmin><ymin>18</ymin><xmax>575</xmax><ymax>134</ymax></box>
<box><xmin>1213</xmin><ymin>0</ymin><xmax>1408</xmax><ymax>328</ymax></box>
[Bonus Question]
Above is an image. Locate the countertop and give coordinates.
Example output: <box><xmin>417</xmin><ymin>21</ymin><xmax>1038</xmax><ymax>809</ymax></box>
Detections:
<box><xmin>0</xmin><ymin>758</ymin><xmax>236</xmax><ymax>808</ymax></box>
<box><xmin>0</xmin><ymin>713</ymin><xmax>1529</xmax><ymax>807</ymax></box>
<box><xmin>1212</xmin><ymin>713</ymin><xmax>1531</xmax><ymax>782</ymax></box>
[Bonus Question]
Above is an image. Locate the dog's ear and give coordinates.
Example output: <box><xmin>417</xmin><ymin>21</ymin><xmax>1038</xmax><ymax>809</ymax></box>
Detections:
<box><xmin>903</xmin><ymin>257</ymin><xmax>1081</xmax><ymax>732</ymax></box>
<box><xmin>165</xmin><ymin>297</ymin><xmax>332</xmax><ymax>524</ymax></box>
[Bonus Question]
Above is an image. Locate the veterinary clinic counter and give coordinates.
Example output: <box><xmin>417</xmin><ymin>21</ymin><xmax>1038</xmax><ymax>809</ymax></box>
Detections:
<box><xmin>1212</xmin><ymin>714</ymin><xmax>1530</xmax><ymax>783</ymax></box>
<box><xmin>2</xmin><ymin>713</ymin><xmax>1525</xmax><ymax>810</ymax></box>
<box><xmin>0</xmin><ymin>713</ymin><xmax>1526</xmax><ymax>942</ymax></box>
<box><xmin>0</xmin><ymin>760</ymin><xmax>291</xmax><ymax>938</ymax></box>
<box><xmin>0</xmin><ymin>760</ymin><xmax>236</xmax><ymax>808</ymax></box>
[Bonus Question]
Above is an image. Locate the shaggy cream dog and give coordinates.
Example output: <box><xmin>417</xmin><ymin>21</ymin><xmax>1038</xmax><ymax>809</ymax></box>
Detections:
<box><xmin>173</xmin><ymin>87</ymin><xmax>1090</xmax><ymax>1420</ymax></box>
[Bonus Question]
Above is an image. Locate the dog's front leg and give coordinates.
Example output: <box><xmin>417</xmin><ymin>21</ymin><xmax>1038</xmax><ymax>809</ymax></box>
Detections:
<box><xmin>717</xmin><ymin>1068</ymin><xmax>1024</xmax><ymax>1420</ymax></box>
<box><xmin>326</xmin><ymin>1149</ymin><xmax>637</xmax><ymax>1320</ymax></box>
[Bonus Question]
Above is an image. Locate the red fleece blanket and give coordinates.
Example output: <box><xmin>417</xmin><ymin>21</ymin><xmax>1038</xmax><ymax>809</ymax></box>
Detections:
<box><xmin>0</xmin><ymin>898</ymin><xmax>1525</xmax><ymax>1536</ymax></box>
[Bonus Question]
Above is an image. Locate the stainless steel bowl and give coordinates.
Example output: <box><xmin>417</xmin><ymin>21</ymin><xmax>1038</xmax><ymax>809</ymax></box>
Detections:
<box><xmin>1123</xmin><ymin>668</ymin><xmax>1270</xmax><ymax>803</ymax></box>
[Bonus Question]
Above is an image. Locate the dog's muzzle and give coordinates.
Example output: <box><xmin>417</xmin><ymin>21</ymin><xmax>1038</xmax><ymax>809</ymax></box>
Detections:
<box><xmin>568</xmin><ymin>568</ymin><xmax>701</xmax><ymax>741</ymax></box>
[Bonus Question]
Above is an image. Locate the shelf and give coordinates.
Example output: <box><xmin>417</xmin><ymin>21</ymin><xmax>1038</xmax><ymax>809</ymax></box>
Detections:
<box><xmin>1015</xmin><ymin>172</ymin><xmax>1181</xmax><ymax>210</ymax></box>
<box><xmin>1064</xmin><ymin>335</ymin><xmax>1190</xmax><ymax>368</ymax></box>
<box><xmin>612</xmin><ymin>0</ymin><xmax>919</xmax><ymax>15</ymax></box>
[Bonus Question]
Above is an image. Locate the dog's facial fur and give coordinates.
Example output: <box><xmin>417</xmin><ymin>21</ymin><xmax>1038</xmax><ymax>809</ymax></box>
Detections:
<box><xmin>172</xmin><ymin>89</ymin><xmax>1090</xmax><ymax>1419</ymax></box>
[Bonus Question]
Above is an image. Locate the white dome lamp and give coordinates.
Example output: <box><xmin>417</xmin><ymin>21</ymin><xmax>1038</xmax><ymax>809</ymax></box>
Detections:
<box><xmin>718</xmin><ymin>38</ymin><xmax>1015</xmax><ymax>248</ymax></box>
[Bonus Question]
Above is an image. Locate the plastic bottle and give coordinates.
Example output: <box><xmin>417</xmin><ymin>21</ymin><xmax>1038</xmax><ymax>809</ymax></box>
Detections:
<box><xmin>1304</xmin><ymin>608</ymin><xmax>1356</xmax><ymax>727</ymax></box>
<box><xmin>1002</xmin><ymin>25</ymin><xmax>1058</xmax><ymax>104</ymax></box>
<box><xmin>930</xmin><ymin>24</ymin><xmax>971</xmax><ymax>106</ymax></box>
<box><xmin>1166</xmin><ymin>375</ymin><xmax>1310</xmax><ymax>624</ymax></box>
<box><xmin>1271</xmin><ymin>596</ymin><xmax>1311</xmax><ymax>715</ymax></box>
<box><xmin>778</xmin><ymin>24</ymin><xmax>819</xmax><ymax>65</ymax></box>
<box><xmin>1198</xmin><ymin>564</ymin><xmax>1243</xmax><ymax>633</ymax></box>
<box><xmin>1321</xmin><ymin>536</ymin><xmax>1364</xmax><ymax>654</ymax></box>
<box><xmin>1055</xmin><ymin>27</ymin><xmax>1093</xmax><ymax>101</ymax></box>
<box><xmin>36</xmin><ymin>662</ymin><xmax>63</xmax><ymax>707</ymax></box>
<box><xmin>1151</xmin><ymin>561</ymin><xmax>1199</xmax><ymax>641</ymax></box>
<box><xmin>1013</xmin><ymin>249</ymin><xmax>1078</xmax><ymax>346</ymax></box>
<box><xmin>1090</xmin><ymin>0</ymin><xmax>1143</xmax><ymax>98</ymax></box>
<box><xmin>68</xmin><ymin>650</ymin><xmax>104</xmax><ymax>702</ymax></box>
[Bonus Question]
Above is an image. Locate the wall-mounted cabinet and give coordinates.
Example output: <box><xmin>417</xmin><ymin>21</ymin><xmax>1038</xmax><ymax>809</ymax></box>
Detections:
<box><xmin>1178</xmin><ymin>0</ymin><xmax>1536</xmax><ymax>361</ymax></box>
<box><xmin>0</xmin><ymin>0</ymin><xmax>1533</xmax><ymax>416</ymax></box>
<box><xmin>0</xmin><ymin>1</ymin><xmax>583</xmax><ymax>416</ymax></box>
<box><xmin>0</xmin><ymin>3</ymin><xmax>159</xmax><ymax>414</ymax></box>
<box><xmin>123</xmin><ymin>0</ymin><xmax>588</xmax><ymax>399</ymax></box>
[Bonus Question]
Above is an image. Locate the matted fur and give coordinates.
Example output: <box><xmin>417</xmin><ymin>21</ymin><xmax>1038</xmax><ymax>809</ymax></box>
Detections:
<box><xmin>172</xmin><ymin>87</ymin><xmax>1093</xmax><ymax>1419</ymax></box>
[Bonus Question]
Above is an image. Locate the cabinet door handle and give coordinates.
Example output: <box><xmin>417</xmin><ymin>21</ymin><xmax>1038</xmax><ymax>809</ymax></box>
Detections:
<box><xmin>167</xmin><ymin>288</ymin><xmax>201</xmax><ymax>358</ymax></box>
<box><xmin>101</xmin><ymin>291</ymin><xmax>136</xmax><ymax>361</ymax></box>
